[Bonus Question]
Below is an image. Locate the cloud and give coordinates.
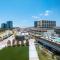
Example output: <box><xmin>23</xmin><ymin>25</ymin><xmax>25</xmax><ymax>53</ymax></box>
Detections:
<box><xmin>45</xmin><ymin>10</ymin><xmax>50</xmax><ymax>13</ymax></box>
<box><xmin>40</xmin><ymin>10</ymin><xmax>51</xmax><ymax>16</ymax></box>
<box><xmin>32</xmin><ymin>16</ymin><xmax>40</xmax><ymax>19</ymax></box>
<box><xmin>32</xmin><ymin>10</ymin><xmax>52</xmax><ymax>19</ymax></box>
<box><xmin>44</xmin><ymin>10</ymin><xmax>51</xmax><ymax>16</ymax></box>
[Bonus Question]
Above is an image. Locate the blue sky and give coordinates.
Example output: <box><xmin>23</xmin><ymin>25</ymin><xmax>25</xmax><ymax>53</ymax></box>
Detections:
<box><xmin>0</xmin><ymin>0</ymin><xmax>60</xmax><ymax>27</ymax></box>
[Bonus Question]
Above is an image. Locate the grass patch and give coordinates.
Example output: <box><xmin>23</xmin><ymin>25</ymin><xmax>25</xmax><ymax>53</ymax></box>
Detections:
<box><xmin>36</xmin><ymin>44</ymin><xmax>56</xmax><ymax>60</ymax></box>
<box><xmin>0</xmin><ymin>46</ymin><xmax>29</xmax><ymax>60</ymax></box>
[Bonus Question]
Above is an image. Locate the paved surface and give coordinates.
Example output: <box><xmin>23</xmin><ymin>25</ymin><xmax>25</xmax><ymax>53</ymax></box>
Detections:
<box><xmin>0</xmin><ymin>35</ymin><xmax>14</xmax><ymax>49</ymax></box>
<box><xmin>29</xmin><ymin>39</ymin><xmax>39</xmax><ymax>60</ymax></box>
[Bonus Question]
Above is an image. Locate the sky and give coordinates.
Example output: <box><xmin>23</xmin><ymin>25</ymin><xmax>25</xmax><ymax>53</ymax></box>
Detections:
<box><xmin>0</xmin><ymin>0</ymin><xmax>60</xmax><ymax>28</ymax></box>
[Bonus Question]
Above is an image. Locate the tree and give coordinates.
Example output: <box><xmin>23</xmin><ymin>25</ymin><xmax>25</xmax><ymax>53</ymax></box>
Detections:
<box><xmin>15</xmin><ymin>36</ymin><xmax>20</xmax><ymax>46</ymax></box>
<box><xmin>7</xmin><ymin>40</ymin><xmax>11</xmax><ymax>47</ymax></box>
<box><xmin>12</xmin><ymin>39</ymin><xmax>16</xmax><ymax>47</ymax></box>
<box><xmin>26</xmin><ymin>39</ymin><xmax>29</xmax><ymax>46</ymax></box>
<box><xmin>15</xmin><ymin>35</ymin><xmax>25</xmax><ymax>46</ymax></box>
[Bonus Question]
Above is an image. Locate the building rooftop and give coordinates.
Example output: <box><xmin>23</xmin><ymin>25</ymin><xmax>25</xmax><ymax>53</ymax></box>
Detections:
<box><xmin>30</xmin><ymin>27</ymin><xmax>54</xmax><ymax>32</ymax></box>
<box><xmin>54</xmin><ymin>27</ymin><xmax>60</xmax><ymax>29</ymax></box>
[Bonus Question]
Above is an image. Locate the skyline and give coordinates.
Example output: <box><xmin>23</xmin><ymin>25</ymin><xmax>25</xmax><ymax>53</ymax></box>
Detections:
<box><xmin>0</xmin><ymin>0</ymin><xmax>60</xmax><ymax>27</ymax></box>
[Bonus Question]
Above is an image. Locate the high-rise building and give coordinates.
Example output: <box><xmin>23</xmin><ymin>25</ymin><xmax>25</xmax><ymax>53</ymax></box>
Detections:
<box><xmin>7</xmin><ymin>21</ymin><xmax>13</xmax><ymax>29</ymax></box>
<box><xmin>1</xmin><ymin>21</ymin><xmax>13</xmax><ymax>29</ymax></box>
<box><xmin>1</xmin><ymin>23</ymin><xmax>7</xmax><ymax>29</ymax></box>
<box><xmin>34</xmin><ymin>20</ymin><xmax>56</xmax><ymax>28</ymax></box>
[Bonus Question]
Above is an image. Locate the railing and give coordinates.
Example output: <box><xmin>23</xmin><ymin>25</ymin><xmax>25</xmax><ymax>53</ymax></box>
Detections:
<box><xmin>37</xmin><ymin>38</ymin><xmax>60</xmax><ymax>55</ymax></box>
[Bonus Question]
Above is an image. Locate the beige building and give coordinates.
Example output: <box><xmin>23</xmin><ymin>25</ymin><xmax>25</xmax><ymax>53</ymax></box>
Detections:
<box><xmin>34</xmin><ymin>20</ymin><xmax>56</xmax><ymax>28</ymax></box>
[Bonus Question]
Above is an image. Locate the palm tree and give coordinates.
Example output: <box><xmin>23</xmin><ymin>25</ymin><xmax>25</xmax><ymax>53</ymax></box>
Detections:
<box><xmin>25</xmin><ymin>35</ymin><xmax>29</xmax><ymax>46</ymax></box>
<box><xmin>12</xmin><ymin>39</ymin><xmax>16</xmax><ymax>47</ymax></box>
<box><xmin>15</xmin><ymin>36</ymin><xmax>20</xmax><ymax>46</ymax></box>
<box><xmin>7</xmin><ymin>40</ymin><xmax>11</xmax><ymax>47</ymax></box>
<box><xmin>18</xmin><ymin>36</ymin><xmax>25</xmax><ymax>46</ymax></box>
<box><xmin>26</xmin><ymin>39</ymin><xmax>29</xmax><ymax>46</ymax></box>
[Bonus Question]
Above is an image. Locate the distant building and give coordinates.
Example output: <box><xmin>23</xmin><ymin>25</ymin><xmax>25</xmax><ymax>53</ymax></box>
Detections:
<box><xmin>7</xmin><ymin>21</ymin><xmax>13</xmax><ymax>29</ymax></box>
<box><xmin>54</xmin><ymin>27</ymin><xmax>60</xmax><ymax>34</ymax></box>
<box><xmin>34</xmin><ymin>21</ymin><xmax>37</xmax><ymax>27</ymax></box>
<box><xmin>1</xmin><ymin>21</ymin><xmax>13</xmax><ymax>29</ymax></box>
<box><xmin>1</xmin><ymin>23</ymin><xmax>7</xmax><ymax>29</ymax></box>
<box><xmin>43</xmin><ymin>29</ymin><xmax>55</xmax><ymax>39</ymax></box>
<box><xmin>30</xmin><ymin>20</ymin><xmax>56</xmax><ymax>34</ymax></box>
<box><xmin>34</xmin><ymin>20</ymin><xmax>56</xmax><ymax>28</ymax></box>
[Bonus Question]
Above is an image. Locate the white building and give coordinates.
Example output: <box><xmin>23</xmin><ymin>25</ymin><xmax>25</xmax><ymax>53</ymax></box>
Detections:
<box><xmin>43</xmin><ymin>29</ymin><xmax>56</xmax><ymax>39</ymax></box>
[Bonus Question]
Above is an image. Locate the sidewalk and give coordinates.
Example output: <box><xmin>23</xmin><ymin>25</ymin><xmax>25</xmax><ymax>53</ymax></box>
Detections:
<box><xmin>29</xmin><ymin>39</ymin><xmax>39</xmax><ymax>60</ymax></box>
<box><xmin>0</xmin><ymin>35</ymin><xmax>14</xmax><ymax>49</ymax></box>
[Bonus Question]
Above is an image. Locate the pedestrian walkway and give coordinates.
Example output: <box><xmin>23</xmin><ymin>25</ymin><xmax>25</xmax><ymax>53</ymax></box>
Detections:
<box><xmin>29</xmin><ymin>39</ymin><xmax>39</xmax><ymax>60</ymax></box>
<box><xmin>0</xmin><ymin>35</ymin><xmax>14</xmax><ymax>49</ymax></box>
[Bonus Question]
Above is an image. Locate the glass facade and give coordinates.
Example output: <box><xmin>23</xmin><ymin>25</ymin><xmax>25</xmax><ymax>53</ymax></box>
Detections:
<box><xmin>34</xmin><ymin>20</ymin><xmax>56</xmax><ymax>28</ymax></box>
<box><xmin>34</xmin><ymin>21</ymin><xmax>37</xmax><ymax>27</ymax></box>
<box><xmin>7</xmin><ymin>21</ymin><xmax>13</xmax><ymax>29</ymax></box>
<box><xmin>1</xmin><ymin>23</ymin><xmax>7</xmax><ymax>29</ymax></box>
<box><xmin>1</xmin><ymin>21</ymin><xmax>13</xmax><ymax>29</ymax></box>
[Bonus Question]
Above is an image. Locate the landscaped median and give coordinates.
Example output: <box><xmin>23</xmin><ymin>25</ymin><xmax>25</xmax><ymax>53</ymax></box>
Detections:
<box><xmin>0</xmin><ymin>46</ymin><xmax>29</xmax><ymax>60</ymax></box>
<box><xmin>36</xmin><ymin>44</ymin><xmax>57</xmax><ymax>60</ymax></box>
